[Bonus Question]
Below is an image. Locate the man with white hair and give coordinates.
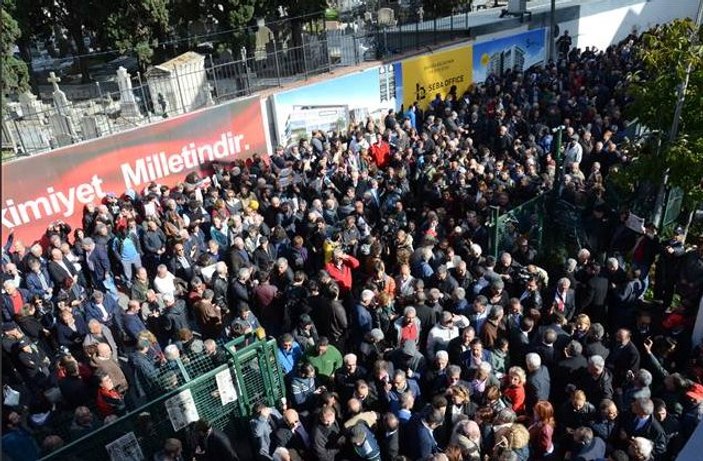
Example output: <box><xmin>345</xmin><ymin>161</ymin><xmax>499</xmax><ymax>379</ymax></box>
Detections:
<box><xmin>525</xmin><ymin>352</ymin><xmax>550</xmax><ymax>413</ymax></box>
<box><xmin>164</xmin><ymin>343</ymin><xmax>190</xmax><ymax>383</ymax></box>
<box><xmin>1</xmin><ymin>280</ymin><xmax>30</xmax><ymax>321</ymax></box>
<box><xmin>153</xmin><ymin>264</ymin><xmax>177</xmax><ymax>297</ymax></box>
<box><xmin>162</xmin><ymin>293</ymin><xmax>188</xmax><ymax>341</ymax></box>
<box><xmin>354</xmin><ymin>290</ymin><xmax>376</xmax><ymax>337</ymax></box>
<box><xmin>211</xmin><ymin>261</ymin><xmax>229</xmax><ymax>311</ymax></box>
<box><xmin>620</xmin><ymin>398</ymin><xmax>667</xmax><ymax>459</ymax></box>
<box><xmin>334</xmin><ymin>353</ymin><xmax>368</xmax><ymax>402</ymax></box>
<box><xmin>426</xmin><ymin>311</ymin><xmax>469</xmax><ymax>360</ymax></box>
<box><xmin>580</xmin><ymin>355</ymin><xmax>614</xmax><ymax>404</ymax></box>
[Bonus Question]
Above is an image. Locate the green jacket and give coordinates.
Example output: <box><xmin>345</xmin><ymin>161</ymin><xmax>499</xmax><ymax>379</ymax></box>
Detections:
<box><xmin>305</xmin><ymin>345</ymin><xmax>343</xmax><ymax>379</ymax></box>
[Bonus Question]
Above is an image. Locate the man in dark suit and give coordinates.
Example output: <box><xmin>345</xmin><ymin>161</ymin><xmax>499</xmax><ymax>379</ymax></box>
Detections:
<box><xmin>618</xmin><ymin>398</ymin><xmax>667</xmax><ymax>459</ymax></box>
<box><xmin>47</xmin><ymin>248</ymin><xmax>77</xmax><ymax>293</ymax></box>
<box><xmin>578</xmin><ymin>262</ymin><xmax>609</xmax><ymax>325</ymax></box>
<box><xmin>552</xmin><ymin>277</ymin><xmax>576</xmax><ymax>320</ymax></box>
<box><xmin>82</xmin><ymin>237</ymin><xmax>112</xmax><ymax>291</ymax></box>
<box><xmin>1</xmin><ymin>280</ymin><xmax>30</xmax><ymax>321</ymax></box>
<box><xmin>510</xmin><ymin>317</ymin><xmax>534</xmax><ymax>368</ymax></box>
<box><xmin>554</xmin><ymin>340</ymin><xmax>589</xmax><ymax>398</ymax></box>
<box><xmin>168</xmin><ymin>242</ymin><xmax>195</xmax><ymax>283</ymax></box>
<box><xmin>252</xmin><ymin>236</ymin><xmax>277</xmax><ymax>273</ymax></box>
<box><xmin>24</xmin><ymin>257</ymin><xmax>54</xmax><ymax>302</ymax></box>
<box><xmin>606</xmin><ymin>328</ymin><xmax>641</xmax><ymax>388</ymax></box>
<box><xmin>404</xmin><ymin>410</ymin><xmax>443</xmax><ymax>459</ymax></box>
<box><xmin>571</xmin><ymin>427</ymin><xmax>606</xmax><ymax>461</ymax></box>
<box><xmin>195</xmin><ymin>419</ymin><xmax>240</xmax><ymax>461</ymax></box>
<box><xmin>85</xmin><ymin>290</ymin><xmax>121</xmax><ymax>332</ymax></box>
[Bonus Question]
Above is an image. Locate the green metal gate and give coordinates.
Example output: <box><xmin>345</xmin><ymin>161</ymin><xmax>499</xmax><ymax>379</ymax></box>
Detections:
<box><xmin>39</xmin><ymin>335</ymin><xmax>284</xmax><ymax>461</ymax></box>
<box><xmin>490</xmin><ymin>193</ymin><xmax>547</xmax><ymax>259</ymax></box>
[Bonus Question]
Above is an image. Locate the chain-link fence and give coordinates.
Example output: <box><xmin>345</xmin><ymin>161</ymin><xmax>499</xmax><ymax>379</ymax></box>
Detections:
<box><xmin>38</xmin><ymin>335</ymin><xmax>284</xmax><ymax>461</ymax></box>
<box><xmin>490</xmin><ymin>193</ymin><xmax>548</xmax><ymax>259</ymax></box>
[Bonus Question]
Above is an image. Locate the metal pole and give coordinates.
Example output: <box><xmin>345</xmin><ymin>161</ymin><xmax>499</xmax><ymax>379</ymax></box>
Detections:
<box><xmin>415</xmin><ymin>21</ymin><xmax>419</xmax><ymax>49</ymax></box>
<box><xmin>209</xmin><ymin>54</ymin><xmax>220</xmax><ymax>104</ymax></box>
<box><xmin>272</xmin><ymin>37</ymin><xmax>282</xmax><ymax>87</ymax></box>
<box><xmin>669</xmin><ymin>0</ymin><xmax>703</xmax><ymax>143</ymax></box>
<box><xmin>549</xmin><ymin>0</ymin><xmax>557</xmax><ymax>61</ymax></box>
<box><xmin>553</xmin><ymin>125</ymin><xmax>564</xmax><ymax>189</ymax></box>
<box><xmin>136</xmin><ymin>71</ymin><xmax>151</xmax><ymax>123</ymax></box>
<box><xmin>353</xmin><ymin>35</ymin><xmax>359</xmax><ymax>65</ymax></box>
<box><xmin>301</xmin><ymin>34</ymin><xmax>308</xmax><ymax>79</ymax></box>
<box><xmin>434</xmin><ymin>17</ymin><xmax>438</xmax><ymax>45</ymax></box>
<box><xmin>173</xmin><ymin>68</ymin><xmax>187</xmax><ymax>114</ymax></box>
<box><xmin>490</xmin><ymin>205</ymin><xmax>500</xmax><ymax>260</ymax></box>
<box><xmin>13</xmin><ymin>119</ymin><xmax>27</xmax><ymax>156</ymax></box>
<box><xmin>96</xmin><ymin>82</ymin><xmax>113</xmax><ymax>135</ymax></box>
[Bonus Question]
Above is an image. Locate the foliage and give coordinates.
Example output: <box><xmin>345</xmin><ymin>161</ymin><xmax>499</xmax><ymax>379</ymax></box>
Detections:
<box><xmin>620</xmin><ymin>18</ymin><xmax>703</xmax><ymax>212</ymax></box>
<box><xmin>105</xmin><ymin>0</ymin><xmax>170</xmax><ymax>67</ymax></box>
<box><xmin>0</xmin><ymin>6</ymin><xmax>29</xmax><ymax>103</ymax></box>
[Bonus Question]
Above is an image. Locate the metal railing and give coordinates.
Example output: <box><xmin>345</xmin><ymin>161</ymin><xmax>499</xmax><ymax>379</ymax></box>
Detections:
<box><xmin>490</xmin><ymin>193</ymin><xmax>548</xmax><ymax>259</ymax></box>
<box><xmin>39</xmin><ymin>335</ymin><xmax>285</xmax><ymax>461</ymax></box>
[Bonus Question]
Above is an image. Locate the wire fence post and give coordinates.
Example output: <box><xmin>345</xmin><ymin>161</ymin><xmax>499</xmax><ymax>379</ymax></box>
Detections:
<box><xmin>301</xmin><ymin>34</ymin><xmax>308</xmax><ymax>80</ymax></box>
<box><xmin>174</xmin><ymin>68</ymin><xmax>187</xmax><ymax>115</ymax></box>
<box><xmin>13</xmin><ymin>119</ymin><xmax>27</xmax><ymax>156</ymax></box>
<box><xmin>434</xmin><ymin>17</ymin><xmax>438</xmax><ymax>45</ymax></box>
<box><xmin>415</xmin><ymin>21</ymin><xmax>419</xmax><ymax>49</ymax></box>
<box><xmin>451</xmin><ymin>13</ymin><xmax>454</xmax><ymax>39</ymax></box>
<box><xmin>136</xmin><ymin>71</ymin><xmax>151</xmax><ymax>123</ymax></box>
<box><xmin>96</xmin><ymin>82</ymin><xmax>113</xmax><ymax>135</ymax></box>
<box><xmin>272</xmin><ymin>37</ymin><xmax>282</xmax><ymax>88</ymax></box>
<box><xmin>353</xmin><ymin>35</ymin><xmax>359</xmax><ymax>65</ymax></box>
<box><xmin>208</xmin><ymin>54</ymin><xmax>220</xmax><ymax>104</ymax></box>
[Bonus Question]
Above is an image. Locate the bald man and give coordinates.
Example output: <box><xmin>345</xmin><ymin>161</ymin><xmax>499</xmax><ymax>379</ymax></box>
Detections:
<box><xmin>90</xmin><ymin>343</ymin><xmax>128</xmax><ymax>394</ymax></box>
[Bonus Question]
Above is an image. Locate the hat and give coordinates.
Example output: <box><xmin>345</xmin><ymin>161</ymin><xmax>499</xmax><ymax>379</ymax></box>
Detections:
<box><xmin>685</xmin><ymin>383</ymin><xmax>703</xmax><ymax>401</ymax></box>
<box><xmin>350</xmin><ymin>424</ymin><xmax>367</xmax><ymax>445</ymax></box>
<box><xmin>15</xmin><ymin>337</ymin><xmax>30</xmax><ymax>348</ymax></box>
<box><xmin>3</xmin><ymin>321</ymin><xmax>18</xmax><ymax>332</ymax></box>
<box><xmin>437</xmin><ymin>265</ymin><xmax>448</xmax><ymax>274</ymax></box>
<box><xmin>369</xmin><ymin>328</ymin><xmax>384</xmax><ymax>341</ymax></box>
<box><xmin>401</xmin><ymin>340</ymin><xmax>417</xmax><ymax>356</ymax></box>
<box><xmin>674</xmin><ymin>226</ymin><xmax>685</xmax><ymax>236</ymax></box>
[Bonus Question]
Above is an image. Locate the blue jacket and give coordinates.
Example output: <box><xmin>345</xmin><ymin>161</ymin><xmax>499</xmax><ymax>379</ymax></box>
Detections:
<box><xmin>276</xmin><ymin>342</ymin><xmax>303</xmax><ymax>376</ymax></box>
<box><xmin>386</xmin><ymin>379</ymin><xmax>421</xmax><ymax>415</ymax></box>
<box><xmin>1</xmin><ymin>288</ymin><xmax>30</xmax><ymax>321</ymax></box>
<box><xmin>405</xmin><ymin>416</ymin><xmax>439</xmax><ymax>460</ymax></box>
<box><xmin>353</xmin><ymin>424</ymin><xmax>381</xmax><ymax>461</ymax></box>
<box><xmin>84</xmin><ymin>246</ymin><xmax>111</xmax><ymax>287</ymax></box>
<box><xmin>25</xmin><ymin>269</ymin><xmax>54</xmax><ymax>299</ymax></box>
<box><xmin>122</xmin><ymin>312</ymin><xmax>147</xmax><ymax>342</ymax></box>
<box><xmin>56</xmin><ymin>316</ymin><xmax>89</xmax><ymax>348</ymax></box>
<box><xmin>355</xmin><ymin>304</ymin><xmax>374</xmax><ymax>335</ymax></box>
<box><xmin>85</xmin><ymin>296</ymin><xmax>120</xmax><ymax>328</ymax></box>
<box><xmin>130</xmin><ymin>351</ymin><xmax>160</xmax><ymax>398</ymax></box>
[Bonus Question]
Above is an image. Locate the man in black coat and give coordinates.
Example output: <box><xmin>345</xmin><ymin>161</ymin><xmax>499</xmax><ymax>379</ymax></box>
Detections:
<box><xmin>578</xmin><ymin>262</ymin><xmax>609</xmax><ymax>325</ymax></box>
<box><xmin>617</xmin><ymin>398</ymin><xmax>668</xmax><ymax>459</ymax></box>
<box><xmin>606</xmin><ymin>328</ymin><xmax>640</xmax><ymax>389</ymax></box>
<box><xmin>525</xmin><ymin>353</ymin><xmax>551</xmax><ymax>415</ymax></box>
<box><xmin>571</xmin><ymin>427</ymin><xmax>606</xmax><ymax>461</ymax></box>
<box><xmin>554</xmin><ymin>340</ymin><xmax>589</xmax><ymax>399</ymax></box>
<box><xmin>195</xmin><ymin>419</ymin><xmax>240</xmax><ymax>461</ymax></box>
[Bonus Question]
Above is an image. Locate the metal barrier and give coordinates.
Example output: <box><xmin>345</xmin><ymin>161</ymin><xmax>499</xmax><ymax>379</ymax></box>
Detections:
<box><xmin>490</xmin><ymin>193</ymin><xmax>547</xmax><ymax>259</ymax></box>
<box><xmin>39</xmin><ymin>335</ymin><xmax>284</xmax><ymax>461</ymax></box>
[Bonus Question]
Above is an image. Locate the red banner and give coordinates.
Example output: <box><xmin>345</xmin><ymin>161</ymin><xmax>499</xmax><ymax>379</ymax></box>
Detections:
<box><xmin>1</xmin><ymin>97</ymin><xmax>270</xmax><ymax>245</ymax></box>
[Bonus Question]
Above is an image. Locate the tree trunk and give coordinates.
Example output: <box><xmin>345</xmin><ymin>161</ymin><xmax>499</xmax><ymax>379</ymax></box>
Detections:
<box><xmin>66</xmin><ymin>20</ymin><xmax>90</xmax><ymax>83</ymax></box>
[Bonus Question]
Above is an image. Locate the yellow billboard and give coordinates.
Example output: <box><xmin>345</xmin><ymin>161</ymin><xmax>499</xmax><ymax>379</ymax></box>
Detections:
<box><xmin>401</xmin><ymin>44</ymin><xmax>473</xmax><ymax>110</ymax></box>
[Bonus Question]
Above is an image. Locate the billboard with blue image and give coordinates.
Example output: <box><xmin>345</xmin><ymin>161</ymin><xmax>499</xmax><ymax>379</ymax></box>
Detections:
<box><xmin>270</xmin><ymin>66</ymin><xmax>397</xmax><ymax>145</ymax></box>
<box><xmin>472</xmin><ymin>29</ymin><xmax>546</xmax><ymax>83</ymax></box>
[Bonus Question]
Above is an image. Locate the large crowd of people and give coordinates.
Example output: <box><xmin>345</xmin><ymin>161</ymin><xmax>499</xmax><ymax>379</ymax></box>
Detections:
<box><xmin>2</xmin><ymin>26</ymin><xmax>703</xmax><ymax>461</ymax></box>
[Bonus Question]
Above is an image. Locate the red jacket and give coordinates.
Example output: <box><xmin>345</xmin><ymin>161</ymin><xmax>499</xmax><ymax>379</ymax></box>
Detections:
<box><xmin>325</xmin><ymin>256</ymin><xmax>360</xmax><ymax>294</ymax></box>
<box><xmin>96</xmin><ymin>387</ymin><xmax>126</xmax><ymax>417</ymax></box>
<box><xmin>370</xmin><ymin>142</ymin><xmax>391</xmax><ymax>169</ymax></box>
<box><xmin>503</xmin><ymin>383</ymin><xmax>526</xmax><ymax>414</ymax></box>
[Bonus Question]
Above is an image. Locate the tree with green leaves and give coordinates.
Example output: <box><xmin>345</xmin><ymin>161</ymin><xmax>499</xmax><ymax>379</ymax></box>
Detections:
<box><xmin>104</xmin><ymin>0</ymin><xmax>171</xmax><ymax>71</ymax></box>
<box><xmin>618</xmin><ymin>18</ymin><xmax>703</xmax><ymax>233</ymax></box>
<box><xmin>1</xmin><ymin>5</ymin><xmax>29</xmax><ymax>105</ymax></box>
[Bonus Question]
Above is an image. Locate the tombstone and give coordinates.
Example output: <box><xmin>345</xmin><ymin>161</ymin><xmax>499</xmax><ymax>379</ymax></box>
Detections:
<box><xmin>255</xmin><ymin>19</ymin><xmax>273</xmax><ymax>61</ymax></box>
<box><xmin>49</xmin><ymin>113</ymin><xmax>78</xmax><ymax>147</ymax></box>
<box><xmin>47</xmin><ymin>72</ymin><xmax>73</xmax><ymax>116</ymax></box>
<box><xmin>80</xmin><ymin>115</ymin><xmax>102</xmax><ymax>140</ymax></box>
<box><xmin>116</xmin><ymin>66</ymin><xmax>142</xmax><ymax>119</ymax></box>
<box><xmin>205</xmin><ymin>83</ymin><xmax>215</xmax><ymax>106</ymax></box>
<box><xmin>1</xmin><ymin>119</ymin><xmax>17</xmax><ymax>154</ymax></box>
<box><xmin>145</xmin><ymin>52</ymin><xmax>207</xmax><ymax>115</ymax></box>
<box><xmin>18</xmin><ymin>91</ymin><xmax>46</xmax><ymax>123</ymax></box>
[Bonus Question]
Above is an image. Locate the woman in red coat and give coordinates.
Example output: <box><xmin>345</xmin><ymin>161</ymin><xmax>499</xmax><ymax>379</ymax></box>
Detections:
<box><xmin>529</xmin><ymin>400</ymin><xmax>556</xmax><ymax>460</ymax></box>
<box><xmin>503</xmin><ymin>366</ymin><xmax>527</xmax><ymax>414</ymax></box>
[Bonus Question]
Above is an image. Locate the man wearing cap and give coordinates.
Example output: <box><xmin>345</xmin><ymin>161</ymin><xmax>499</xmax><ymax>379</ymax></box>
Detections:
<box><xmin>564</xmin><ymin>134</ymin><xmax>583</xmax><ymax>171</ymax></box>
